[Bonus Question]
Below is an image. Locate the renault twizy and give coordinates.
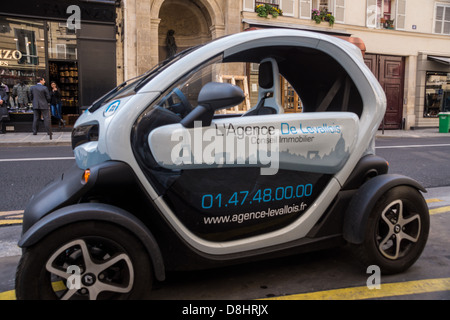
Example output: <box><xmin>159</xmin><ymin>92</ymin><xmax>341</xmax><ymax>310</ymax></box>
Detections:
<box><xmin>15</xmin><ymin>29</ymin><xmax>429</xmax><ymax>300</ymax></box>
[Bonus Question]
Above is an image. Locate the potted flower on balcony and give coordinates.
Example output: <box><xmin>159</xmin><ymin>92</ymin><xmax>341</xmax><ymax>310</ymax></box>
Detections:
<box><xmin>312</xmin><ymin>8</ymin><xmax>335</xmax><ymax>26</ymax></box>
<box><xmin>256</xmin><ymin>4</ymin><xmax>283</xmax><ymax>18</ymax></box>
<box><xmin>384</xmin><ymin>19</ymin><xmax>395</xmax><ymax>29</ymax></box>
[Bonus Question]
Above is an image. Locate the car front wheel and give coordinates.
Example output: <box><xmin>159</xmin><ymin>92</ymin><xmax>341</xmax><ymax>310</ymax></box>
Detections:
<box><xmin>15</xmin><ymin>221</ymin><xmax>153</xmax><ymax>300</ymax></box>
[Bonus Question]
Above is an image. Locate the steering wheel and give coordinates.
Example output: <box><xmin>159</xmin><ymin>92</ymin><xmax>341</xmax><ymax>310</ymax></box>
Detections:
<box><xmin>167</xmin><ymin>88</ymin><xmax>192</xmax><ymax>118</ymax></box>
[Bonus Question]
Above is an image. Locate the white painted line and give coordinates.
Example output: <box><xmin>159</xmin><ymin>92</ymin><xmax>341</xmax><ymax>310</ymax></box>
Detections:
<box><xmin>0</xmin><ymin>157</ymin><xmax>75</xmax><ymax>162</ymax></box>
<box><xmin>376</xmin><ymin>144</ymin><xmax>450</xmax><ymax>149</ymax></box>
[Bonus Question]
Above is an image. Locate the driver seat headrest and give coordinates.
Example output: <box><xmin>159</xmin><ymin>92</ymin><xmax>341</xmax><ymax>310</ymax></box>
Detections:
<box><xmin>243</xmin><ymin>58</ymin><xmax>283</xmax><ymax>116</ymax></box>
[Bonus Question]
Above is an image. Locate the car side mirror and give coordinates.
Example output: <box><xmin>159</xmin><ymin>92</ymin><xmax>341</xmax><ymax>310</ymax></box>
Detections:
<box><xmin>180</xmin><ymin>82</ymin><xmax>245</xmax><ymax>128</ymax></box>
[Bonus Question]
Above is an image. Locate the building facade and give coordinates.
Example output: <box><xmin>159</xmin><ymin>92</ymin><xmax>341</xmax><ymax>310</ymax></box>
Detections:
<box><xmin>120</xmin><ymin>0</ymin><xmax>450</xmax><ymax>130</ymax></box>
<box><xmin>0</xmin><ymin>0</ymin><xmax>118</xmax><ymax>131</ymax></box>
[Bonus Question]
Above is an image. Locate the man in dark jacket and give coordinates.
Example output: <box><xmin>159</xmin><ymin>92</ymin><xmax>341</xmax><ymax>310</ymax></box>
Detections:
<box><xmin>0</xmin><ymin>90</ymin><xmax>8</xmax><ymax>134</ymax></box>
<box><xmin>30</xmin><ymin>77</ymin><xmax>52</xmax><ymax>139</ymax></box>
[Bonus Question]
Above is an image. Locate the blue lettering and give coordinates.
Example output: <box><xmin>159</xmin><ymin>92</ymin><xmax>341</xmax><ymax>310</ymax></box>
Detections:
<box><xmin>281</xmin><ymin>123</ymin><xmax>290</xmax><ymax>135</ymax></box>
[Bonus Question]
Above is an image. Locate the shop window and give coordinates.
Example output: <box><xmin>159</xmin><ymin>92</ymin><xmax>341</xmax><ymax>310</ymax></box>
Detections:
<box><xmin>424</xmin><ymin>72</ymin><xmax>450</xmax><ymax>117</ymax></box>
<box><xmin>0</xmin><ymin>17</ymin><xmax>45</xmax><ymax>111</ymax></box>
<box><xmin>15</xmin><ymin>29</ymin><xmax>39</xmax><ymax>65</ymax></box>
<box><xmin>281</xmin><ymin>77</ymin><xmax>302</xmax><ymax>113</ymax></box>
<box><xmin>48</xmin><ymin>22</ymin><xmax>77</xmax><ymax>60</ymax></box>
<box><xmin>47</xmin><ymin>21</ymin><xmax>79</xmax><ymax>114</ymax></box>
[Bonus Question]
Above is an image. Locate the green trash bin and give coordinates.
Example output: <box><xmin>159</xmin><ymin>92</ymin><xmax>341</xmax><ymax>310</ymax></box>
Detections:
<box><xmin>439</xmin><ymin>112</ymin><xmax>450</xmax><ymax>133</ymax></box>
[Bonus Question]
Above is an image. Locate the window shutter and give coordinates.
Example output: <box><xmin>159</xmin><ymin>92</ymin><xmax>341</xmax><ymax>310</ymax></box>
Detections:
<box><xmin>299</xmin><ymin>0</ymin><xmax>312</xmax><ymax>19</ymax></box>
<box><xmin>334</xmin><ymin>0</ymin><xmax>345</xmax><ymax>23</ymax></box>
<box><xmin>366</xmin><ymin>0</ymin><xmax>378</xmax><ymax>28</ymax></box>
<box><xmin>281</xmin><ymin>0</ymin><xmax>295</xmax><ymax>17</ymax></box>
<box><xmin>396</xmin><ymin>0</ymin><xmax>406</xmax><ymax>30</ymax></box>
<box><xmin>434</xmin><ymin>4</ymin><xmax>450</xmax><ymax>34</ymax></box>
<box><xmin>434</xmin><ymin>5</ymin><xmax>444</xmax><ymax>34</ymax></box>
<box><xmin>243</xmin><ymin>0</ymin><xmax>255</xmax><ymax>12</ymax></box>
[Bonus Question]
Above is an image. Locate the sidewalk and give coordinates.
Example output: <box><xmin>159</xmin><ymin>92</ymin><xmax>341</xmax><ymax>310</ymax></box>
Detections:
<box><xmin>0</xmin><ymin>131</ymin><xmax>72</xmax><ymax>147</ymax></box>
<box><xmin>0</xmin><ymin>128</ymin><xmax>449</xmax><ymax>147</ymax></box>
<box><xmin>376</xmin><ymin>127</ymin><xmax>450</xmax><ymax>139</ymax></box>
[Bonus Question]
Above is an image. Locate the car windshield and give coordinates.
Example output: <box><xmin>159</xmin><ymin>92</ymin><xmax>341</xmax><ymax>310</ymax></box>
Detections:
<box><xmin>88</xmin><ymin>45</ymin><xmax>202</xmax><ymax>113</ymax></box>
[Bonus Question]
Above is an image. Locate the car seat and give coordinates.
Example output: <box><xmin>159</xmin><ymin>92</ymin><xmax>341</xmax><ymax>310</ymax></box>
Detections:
<box><xmin>243</xmin><ymin>58</ymin><xmax>284</xmax><ymax>116</ymax></box>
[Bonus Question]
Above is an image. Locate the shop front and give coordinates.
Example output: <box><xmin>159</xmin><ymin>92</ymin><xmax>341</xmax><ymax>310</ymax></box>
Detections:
<box><xmin>415</xmin><ymin>53</ymin><xmax>450</xmax><ymax>128</ymax></box>
<box><xmin>424</xmin><ymin>70</ymin><xmax>450</xmax><ymax>116</ymax></box>
<box><xmin>0</xmin><ymin>0</ymin><xmax>117</xmax><ymax>132</ymax></box>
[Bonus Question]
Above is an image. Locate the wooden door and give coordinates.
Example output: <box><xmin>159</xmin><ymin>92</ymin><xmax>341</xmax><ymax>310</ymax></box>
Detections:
<box><xmin>364</xmin><ymin>54</ymin><xmax>405</xmax><ymax>129</ymax></box>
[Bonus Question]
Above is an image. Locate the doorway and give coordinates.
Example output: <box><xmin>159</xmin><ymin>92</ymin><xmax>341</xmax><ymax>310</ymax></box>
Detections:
<box><xmin>158</xmin><ymin>0</ymin><xmax>212</xmax><ymax>62</ymax></box>
<box><xmin>48</xmin><ymin>61</ymin><xmax>79</xmax><ymax>116</ymax></box>
<box><xmin>364</xmin><ymin>54</ymin><xmax>405</xmax><ymax>129</ymax></box>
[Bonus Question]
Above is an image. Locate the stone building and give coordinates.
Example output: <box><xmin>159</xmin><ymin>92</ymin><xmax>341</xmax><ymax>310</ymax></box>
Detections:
<box><xmin>118</xmin><ymin>0</ymin><xmax>450</xmax><ymax>129</ymax></box>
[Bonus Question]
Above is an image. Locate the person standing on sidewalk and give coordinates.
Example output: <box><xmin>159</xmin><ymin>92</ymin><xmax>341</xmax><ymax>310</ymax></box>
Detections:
<box><xmin>50</xmin><ymin>81</ymin><xmax>65</xmax><ymax>128</ymax></box>
<box><xmin>0</xmin><ymin>90</ymin><xmax>9</xmax><ymax>134</ymax></box>
<box><xmin>30</xmin><ymin>77</ymin><xmax>52</xmax><ymax>140</ymax></box>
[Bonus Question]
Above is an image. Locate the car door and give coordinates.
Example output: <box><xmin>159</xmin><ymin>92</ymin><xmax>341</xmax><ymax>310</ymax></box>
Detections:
<box><xmin>148</xmin><ymin>111</ymin><xmax>359</xmax><ymax>241</ymax></box>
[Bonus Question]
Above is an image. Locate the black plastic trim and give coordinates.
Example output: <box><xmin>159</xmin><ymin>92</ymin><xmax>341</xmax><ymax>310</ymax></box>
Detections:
<box><xmin>343</xmin><ymin>174</ymin><xmax>426</xmax><ymax>244</ymax></box>
<box><xmin>22</xmin><ymin>161</ymin><xmax>136</xmax><ymax>233</ymax></box>
<box><xmin>18</xmin><ymin>203</ymin><xmax>165</xmax><ymax>281</ymax></box>
<box><xmin>342</xmin><ymin>154</ymin><xmax>389</xmax><ymax>190</ymax></box>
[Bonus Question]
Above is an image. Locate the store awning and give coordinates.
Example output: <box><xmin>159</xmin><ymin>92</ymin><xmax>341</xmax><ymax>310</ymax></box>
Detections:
<box><xmin>428</xmin><ymin>55</ymin><xmax>450</xmax><ymax>65</ymax></box>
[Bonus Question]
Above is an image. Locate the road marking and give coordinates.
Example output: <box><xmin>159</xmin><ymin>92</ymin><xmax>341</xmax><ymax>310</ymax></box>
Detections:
<box><xmin>429</xmin><ymin>206</ymin><xmax>450</xmax><ymax>215</ymax></box>
<box><xmin>263</xmin><ymin>277</ymin><xmax>450</xmax><ymax>300</ymax></box>
<box><xmin>0</xmin><ymin>290</ymin><xmax>15</xmax><ymax>300</ymax></box>
<box><xmin>0</xmin><ymin>219</ymin><xmax>23</xmax><ymax>226</ymax></box>
<box><xmin>376</xmin><ymin>144</ymin><xmax>450</xmax><ymax>149</ymax></box>
<box><xmin>426</xmin><ymin>198</ymin><xmax>442</xmax><ymax>204</ymax></box>
<box><xmin>3</xmin><ymin>277</ymin><xmax>449</xmax><ymax>300</ymax></box>
<box><xmin>0</xmin><ymin>211</ymin><xmax>24</xmax><ymax>226</ymax></box>
<box><xmin>0</xmin><ymin>210</ymin><xmax>24</xmax><ymax>226</ymax></box>
<box><xmin>0</xmin><ymin>157</ymin><xmax>75</xmax><ymax>162</ymax></box>
<box><xmin>0</xmin><ymin>210</ymin><xmax>24</xmax><ymax>217</ymax></box>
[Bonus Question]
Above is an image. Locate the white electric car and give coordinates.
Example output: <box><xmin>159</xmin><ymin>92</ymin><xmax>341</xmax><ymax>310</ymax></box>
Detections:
<box><xmin>15</xmin><ymin>29</ymin><xmax>429</xmax><ymax>300</ymax></box>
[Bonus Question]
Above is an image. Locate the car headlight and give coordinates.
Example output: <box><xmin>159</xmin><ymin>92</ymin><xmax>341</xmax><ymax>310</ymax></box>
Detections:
<box><xmin>71</xmin><ymin>124</ymin><xmax>99</xmax><ymax>149</ymax></box>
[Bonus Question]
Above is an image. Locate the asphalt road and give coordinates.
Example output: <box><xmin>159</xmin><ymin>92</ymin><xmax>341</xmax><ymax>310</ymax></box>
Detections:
<box><xmin>0</xmin><ymin>138</ymin><xmax>449</xmax><ymax>301</ymax></box>
<box><xmin>375</xmin><ymin>136</ymin><xmax>450</xmax><ymax>188</ymax></box>
<box><xmin>0</xmin><ymin>145</ymin><xmax>75</xmax><ymax>211</ymax></box>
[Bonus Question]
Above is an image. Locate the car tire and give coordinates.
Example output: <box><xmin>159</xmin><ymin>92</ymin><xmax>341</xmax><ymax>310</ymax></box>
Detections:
<box><xmin>352</xmin><ymin>186</ymin><xmax>429</xmax><ymax>274</ymax></box>
<box><xmin>15</xmin><ymin>221</ymin><xmax>153</xmax><ymax>300</ymax></box>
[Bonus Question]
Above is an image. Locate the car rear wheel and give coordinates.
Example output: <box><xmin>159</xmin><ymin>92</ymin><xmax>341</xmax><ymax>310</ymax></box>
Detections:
<box><xmin>15</xmin><ymin>221</ymin><xmax>153</xmax><ymax>300</ymax></box>
<box><xmin>353</xmin><ymin>186</ymin><xmax>430</xmax><ymax>274</ymax></box>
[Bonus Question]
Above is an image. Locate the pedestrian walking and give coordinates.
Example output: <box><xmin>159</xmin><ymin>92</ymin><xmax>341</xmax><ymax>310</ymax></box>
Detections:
<box><xmin>30</xmin><ymin>77</ymin><xmax>52</xmax><ymax>139</ymax></box>
<box><xmin>50</xmin><ymin>81</ymin><xmax>65</xmax><ymax>128</ymax></box>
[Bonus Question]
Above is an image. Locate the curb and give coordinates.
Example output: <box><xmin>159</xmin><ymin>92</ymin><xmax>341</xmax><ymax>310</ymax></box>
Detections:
<box><xmin>0</xmin><ymin>141</ymin><xmax>72</xmax><ymax>147</ymax></box>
